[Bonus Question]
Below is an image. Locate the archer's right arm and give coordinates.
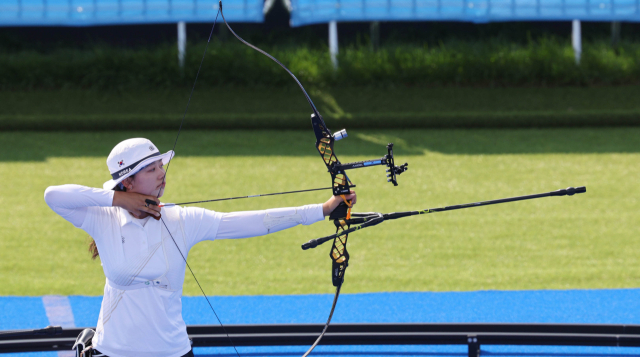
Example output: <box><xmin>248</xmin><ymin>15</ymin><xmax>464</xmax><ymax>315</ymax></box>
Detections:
<box><xmin>44</xmin><ymin>184</ymin><xmax>114</xmax><ymax>227</ymax></box>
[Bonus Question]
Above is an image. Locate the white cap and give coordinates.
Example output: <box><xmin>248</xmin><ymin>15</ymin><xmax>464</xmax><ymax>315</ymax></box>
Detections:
<box><xmin>103</xmin><ymin>138</ymin><xmax>174</xmax><ymax>190</ymax></box>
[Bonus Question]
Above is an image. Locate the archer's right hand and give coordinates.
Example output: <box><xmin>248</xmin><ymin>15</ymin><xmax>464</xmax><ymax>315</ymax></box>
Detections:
<box><xmin>113</xmin><ymin>191</ymin><xmax>161</xmax><ymax>218</ymax></box>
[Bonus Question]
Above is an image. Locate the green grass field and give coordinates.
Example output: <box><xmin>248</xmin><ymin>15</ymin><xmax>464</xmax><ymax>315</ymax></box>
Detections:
<box><xmin>0</xmin><ymin>128</ymin><xmax>638</xmax><ymax>296</ymax></box>
<box><xmin>3</xmin><ymin>86</ymin><xmax>640</xmax><ymax>130</ymax></box>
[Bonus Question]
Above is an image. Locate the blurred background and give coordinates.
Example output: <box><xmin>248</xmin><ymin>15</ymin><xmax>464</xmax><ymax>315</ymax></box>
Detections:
<box><xmin>2</xmin><ymin>0</ymin><xmax>640</xmax><ymax>129</ymax></box>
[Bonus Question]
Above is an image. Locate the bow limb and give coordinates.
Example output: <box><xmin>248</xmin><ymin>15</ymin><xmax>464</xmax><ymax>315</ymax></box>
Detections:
<box><xmin>301</xmin><ymin>199</ymin><xmax>352</xmax><ymax>357</ymax></box>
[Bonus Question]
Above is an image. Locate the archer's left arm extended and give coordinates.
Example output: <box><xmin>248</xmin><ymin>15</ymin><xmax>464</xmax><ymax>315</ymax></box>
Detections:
<box><xmin>218</xmin><ymin>204</ymin><xmax>325</xmax><ymax>238</ymax></box>
<box><xmin>181</xmin><ymin>204</ymin><xmax>325</xmax><ymax>246</ymax></box>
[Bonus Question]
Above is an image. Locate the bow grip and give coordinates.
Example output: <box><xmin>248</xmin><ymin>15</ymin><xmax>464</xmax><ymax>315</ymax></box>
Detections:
<box><xmin>329</xmin><ymin>201</ymin><xmax>350</xmax><ymax>221</ymax></box>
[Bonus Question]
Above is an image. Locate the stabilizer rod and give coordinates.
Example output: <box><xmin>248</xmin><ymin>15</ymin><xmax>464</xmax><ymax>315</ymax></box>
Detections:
<box><xmin>302</xmin><ymin>186</ymin><xmax>586</xmax><ymax>250</ymax></box>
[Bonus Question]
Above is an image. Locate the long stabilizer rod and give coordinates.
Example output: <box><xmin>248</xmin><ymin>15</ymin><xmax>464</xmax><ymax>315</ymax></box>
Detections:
<box><xmin>302</xmin><ymin>186</ymin><xmax>586</xmax><ymax>250</ymax></box>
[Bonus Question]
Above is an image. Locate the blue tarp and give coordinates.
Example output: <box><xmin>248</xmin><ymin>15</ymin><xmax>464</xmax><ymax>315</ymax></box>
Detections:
<box><xmin>0</xmin><ymin>0</ymin><xmax>262</xmax><ymax>26</ymax></box>
<box><xmin>290</xmin><ymin>0</ymin><xmax>640</xmax><ymax>25</ymax></box>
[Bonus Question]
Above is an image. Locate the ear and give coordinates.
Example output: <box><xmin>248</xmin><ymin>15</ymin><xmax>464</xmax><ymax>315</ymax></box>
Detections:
<box><xmin>122</xmin><ymin>177</ymin><xmax>134</xmax><ymax>190</ymax></box>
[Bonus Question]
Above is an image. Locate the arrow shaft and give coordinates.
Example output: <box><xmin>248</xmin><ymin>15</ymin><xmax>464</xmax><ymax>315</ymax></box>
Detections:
<box><xmin>160</xmin><ymin>185</ymin><xmax>356</xmax><ymax>207</ymax></box>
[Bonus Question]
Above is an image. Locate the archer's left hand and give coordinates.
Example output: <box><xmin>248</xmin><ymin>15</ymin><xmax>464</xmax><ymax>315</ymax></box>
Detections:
<box><xmin>322</xmin><ymin>190</ymin><xmax>357</xmax><ymax>216</ymax></box>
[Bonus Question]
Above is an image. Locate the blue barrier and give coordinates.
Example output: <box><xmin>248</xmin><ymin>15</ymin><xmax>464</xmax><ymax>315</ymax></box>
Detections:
<box><xmin>4</xmin><ymin>290</ymin><xmax>640</xmax><ymax>356</ymax></box>
<box><xmin>290</xmin><ymin>0</ymin><xmax>640</xmax><ymax>25</ymax></box>
<box><xmin>4</xmin><ymin>289</ymin><xmax>640</xmax><ymax>330</ymax></box>
<box><xmin>0</xmin><ymin>0</ymin><xmax>263</xmax><ymax>27</ymax></box>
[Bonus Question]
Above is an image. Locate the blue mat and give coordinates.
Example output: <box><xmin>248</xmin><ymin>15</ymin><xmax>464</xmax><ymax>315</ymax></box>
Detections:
<box><xmin>3</xmin><ymin>289</ymin><xmax>640</xmax><ymax>356</ymax></box>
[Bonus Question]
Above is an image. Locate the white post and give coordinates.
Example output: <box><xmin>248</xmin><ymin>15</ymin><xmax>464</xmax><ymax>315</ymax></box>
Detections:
<box><xmin>611</xmin><ymin>21</ymin><xmax>621</xmax><ymax>47</ymax></box>
<box><xmin>329</xmin><ymin>20</ymin><xmax>338</xmax><ymax>69</ymax></box>
<box><xmin>572</xmin><ymin>19</ymin><xmax>581</xmax><ymax>65</ymax></box>
<box><xmin>177</xmin><ymin>21</ymin><xmax>186</xmax><ymax>69</ymax></box>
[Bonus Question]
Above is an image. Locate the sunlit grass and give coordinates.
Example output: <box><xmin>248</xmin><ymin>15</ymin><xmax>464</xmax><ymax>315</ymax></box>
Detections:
<box><xmin>0</xmin><ymin>129</ymin><xmax>638</xmax><ymax>296</ymax></box>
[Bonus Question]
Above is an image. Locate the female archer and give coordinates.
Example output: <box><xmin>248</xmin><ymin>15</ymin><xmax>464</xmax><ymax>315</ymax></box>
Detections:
<box><xmin>44</xmin><ymin>137</ymin><xmax>356</xmax><ymax>357</ymax></box>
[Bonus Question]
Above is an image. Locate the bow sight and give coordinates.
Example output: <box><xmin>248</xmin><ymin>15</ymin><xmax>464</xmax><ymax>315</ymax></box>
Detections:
<box><xmin>312</xmin><ymin>114</ymin><xmax>409</xmax><ymax>195</ymax></box>
<box><xmin>385</xmin><ymin>143</ymin><xmax>409</xmax><ymax>186</ymax></box>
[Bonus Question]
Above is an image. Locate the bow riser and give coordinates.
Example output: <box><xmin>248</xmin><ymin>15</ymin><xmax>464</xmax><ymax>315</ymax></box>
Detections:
<box><xmin>329</xmin><ymin>205</ymin><xmax>354</xmax><ymax>287</ymax></box>
<box><xmin>330</xmin><ymin>228</ymin><xmax>349</xmax><ymax>286</ymax></box>
<box><xmin>313</xmin><ymin>114</ymin><xmax>354</xmax><ymax>196</ymax></box>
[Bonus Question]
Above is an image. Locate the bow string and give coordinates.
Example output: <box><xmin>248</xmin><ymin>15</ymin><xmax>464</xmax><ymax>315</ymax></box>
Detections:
<box><xmin>151</xmin><ymin>2</ymin><xmax>409</xmax><ymax>356</ymax></box>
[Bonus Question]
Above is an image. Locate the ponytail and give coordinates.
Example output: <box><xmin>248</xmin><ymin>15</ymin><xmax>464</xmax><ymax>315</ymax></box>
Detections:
<box><xmin>88</xmin><ymin>239</ymin><xmax>99</xmax><ymax>260</ymax></box>
<box><xmin>89</xmin><ymin>174</ymin><xmax>134</xmax><ymax>260</ymax></box>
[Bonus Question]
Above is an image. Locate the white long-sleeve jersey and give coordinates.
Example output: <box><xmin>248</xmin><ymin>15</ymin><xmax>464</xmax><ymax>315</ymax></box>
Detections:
<box><xmin>44</xmin><ymin>184</ymin><xmax>324</xmax><ymax>357</ymax></box>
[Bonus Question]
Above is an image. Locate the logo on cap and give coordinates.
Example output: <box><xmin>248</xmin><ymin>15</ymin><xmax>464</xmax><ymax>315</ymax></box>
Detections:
<box><xmin>118</xmin><ymin>168</ymin><xmax>131</xmax><ymax>177</ymax></box>
<box><xmin>118</xmin><ymin>160</ymin><xmax>124</xmax><ymax>167</ymax></box>
<box><xmin>149</xmin><ymin>146</ymin><xmax>155</xmax><ymax>151</ymax></box>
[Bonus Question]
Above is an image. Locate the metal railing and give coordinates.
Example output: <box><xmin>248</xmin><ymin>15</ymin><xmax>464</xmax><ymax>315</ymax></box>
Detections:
<box><xmin>3</xmin><ymin>323</ymin><xmax>640</xmax><ymax>356</ymax></box>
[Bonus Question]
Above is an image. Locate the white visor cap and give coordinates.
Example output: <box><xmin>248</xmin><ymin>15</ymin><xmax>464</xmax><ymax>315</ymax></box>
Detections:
<box><xmin>103</xmin><ymin>138</ymin><xmax>174</xmax><ymax>190</ymax></box>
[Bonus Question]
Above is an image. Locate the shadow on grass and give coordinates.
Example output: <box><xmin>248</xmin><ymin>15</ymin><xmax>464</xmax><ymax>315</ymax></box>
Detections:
<box><xmin>1</xmin><ymin>128</ymin><xmax>639</xmax><ymax>162</ymax></box>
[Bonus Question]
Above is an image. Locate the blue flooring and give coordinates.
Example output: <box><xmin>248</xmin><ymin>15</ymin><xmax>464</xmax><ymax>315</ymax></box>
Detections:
<box><xmin>3</xmin><ymin>289</ymin><xmax>640</xmax><ymax>356</ymax></box>
<box><xmin>0</xmin><ymin>297</ymin><xmax>50</xmax><ymax>330</ymax></box>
